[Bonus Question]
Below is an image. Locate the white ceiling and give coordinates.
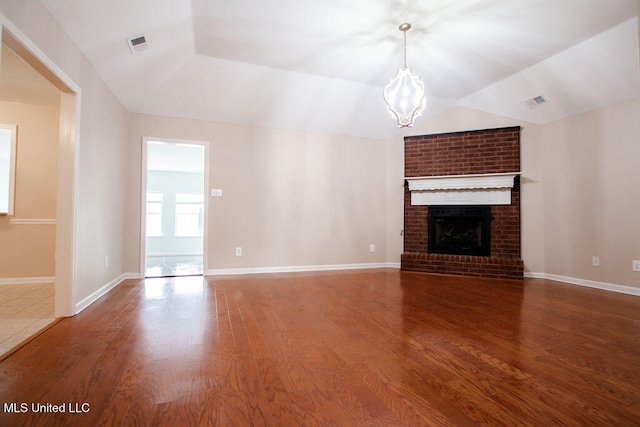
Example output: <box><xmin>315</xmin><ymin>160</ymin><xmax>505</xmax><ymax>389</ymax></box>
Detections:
<box><xmin>39</xmin><ymin>0</ymin><xmax>639</xmax><ymax>139</ymax></box>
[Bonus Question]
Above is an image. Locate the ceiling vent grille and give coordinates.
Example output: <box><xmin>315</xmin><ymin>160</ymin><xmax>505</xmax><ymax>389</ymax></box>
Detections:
<box><xmin>127</xmin><ymin>35</ymin><xmax>148</xmax><ymax>54</ymax></box>
<box><xmin>524</xmin><ymin>95</ymin><xmax>548</xmax><ymax>109</ymax></box>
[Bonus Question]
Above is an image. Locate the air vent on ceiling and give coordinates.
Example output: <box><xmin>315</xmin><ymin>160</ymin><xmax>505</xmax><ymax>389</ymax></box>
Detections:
<box><xmin>524</xmin><ymin>95</ymin><xmax>548</xmax><ymax>109</ymax></box>
<box><xmin>127</xmin><ymin>35</ymin><xmax>148</xmax><ymax>54</ymax></box>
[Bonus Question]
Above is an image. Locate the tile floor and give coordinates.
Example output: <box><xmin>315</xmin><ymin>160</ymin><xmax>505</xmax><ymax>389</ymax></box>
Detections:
<box><xmin>0</xmin><ymin>282</ymin><xmax>56</xmax><ymax>359</ymax></box>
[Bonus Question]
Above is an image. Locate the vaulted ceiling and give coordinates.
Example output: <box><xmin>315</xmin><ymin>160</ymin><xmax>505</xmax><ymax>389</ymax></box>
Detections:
<box><xmin>39</xmin><ymin>0</ymin><xmax>639</xmax><ymax>138</ymax></box>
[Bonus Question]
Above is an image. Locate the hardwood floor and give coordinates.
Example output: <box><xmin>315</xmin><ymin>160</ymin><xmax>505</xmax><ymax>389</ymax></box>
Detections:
<box><xmin>0</xmin><ymin>269</ymin><xmax>638</xmax><ymax>426</ymax></box>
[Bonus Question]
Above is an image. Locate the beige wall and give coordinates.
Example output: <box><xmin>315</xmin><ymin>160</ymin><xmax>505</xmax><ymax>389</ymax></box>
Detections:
<box><xmin>542</xmin><ymin>98</ymin><xmax>640</xmax><ymax>288</ymax></box>
<box><xmin>1</xmin><ymin>0</ymin><xmax>130</xmax><ymax>311</ymax></box>
<box><xmin>0</xmin><ymin>100</ymin><xmax>58</xmax><ymax>278</ymax></box>
<box><xmin>126</xmin><ymin>113</ymin><xmax>389</xmax><ymax>273</ymax></box>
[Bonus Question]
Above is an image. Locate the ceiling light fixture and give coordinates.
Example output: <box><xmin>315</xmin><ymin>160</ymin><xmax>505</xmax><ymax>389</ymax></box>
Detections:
<box><xmin>383</xmin><ymin>23</ymin><xmax>426</xmax><ymax>128</ymax></box>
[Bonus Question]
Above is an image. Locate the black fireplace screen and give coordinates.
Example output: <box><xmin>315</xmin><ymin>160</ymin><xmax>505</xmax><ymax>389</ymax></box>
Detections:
<box><xmin>428</xmin><ymin>206</ymin><xmax>491</xmax><ymax>256</ymax></box>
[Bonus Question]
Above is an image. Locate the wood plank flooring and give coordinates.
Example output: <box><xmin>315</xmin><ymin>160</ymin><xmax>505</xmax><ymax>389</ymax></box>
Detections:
<box><xmin>0</xmin><ymin>269</ymin><xmax>639</xmax><ymax>426</ymax></box>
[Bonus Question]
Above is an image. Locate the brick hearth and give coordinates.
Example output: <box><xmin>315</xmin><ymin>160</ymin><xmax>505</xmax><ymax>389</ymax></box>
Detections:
<box><xmin>402</xmin><ymin>127</ymin><xmax>524</xmax><ymax>280</ymax></box>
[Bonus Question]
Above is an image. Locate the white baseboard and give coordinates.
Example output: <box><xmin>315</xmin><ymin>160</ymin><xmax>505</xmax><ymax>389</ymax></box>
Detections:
<box><xmin>0</xmin><ymin>276</ymin><xmax>55</xmax><ymax>285</ymax></box>
<box><xmin>146</xmin><ymin>253</ymin><xmax>203</xmax><ymax>258</ymax></box>
<box><xmin>207</xmin><ymin>262</ymin><xmax>400</xmax><ymax>276</ymax></box>
<box><xmin>74</xmin><ymin>273</ymin><xmax>138</xmax><ymax>314</ymax></box>
<box><xmin>524</xmin><ymin>272</ymin><xmax>640</xmax><ymax>296</ymax></box>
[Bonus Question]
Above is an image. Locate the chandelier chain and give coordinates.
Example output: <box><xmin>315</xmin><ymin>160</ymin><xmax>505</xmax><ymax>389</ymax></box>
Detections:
<box><xmin>403</xmin><ymin>30</ymin><xmax>407</xmax><ymax>68</ymax></box>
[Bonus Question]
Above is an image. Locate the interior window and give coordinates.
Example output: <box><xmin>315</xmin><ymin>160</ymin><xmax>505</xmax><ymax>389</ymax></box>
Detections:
<box><xmin>146</xmin><ymin>192</ymin><xmax>163</xmax><ymax>236</ymax></box>
<box><xmin>0</xmin><ymin>125</ymin><xmax>17</xmax><ymax>216</ymax></box>
<box><xmin>175</xmin><ymin>193</ymin><xmax>203</xmax><ymax>236</ymax></box>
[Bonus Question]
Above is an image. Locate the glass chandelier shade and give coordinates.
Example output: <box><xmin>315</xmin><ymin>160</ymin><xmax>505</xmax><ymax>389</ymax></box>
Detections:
<box><xmin>383</xmin><ymin>23</ymin><xmax>426</xmax><ymax>128</ymax></box>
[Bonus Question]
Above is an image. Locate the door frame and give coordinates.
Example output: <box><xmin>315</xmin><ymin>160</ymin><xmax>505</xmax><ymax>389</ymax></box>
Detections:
<box><xmin>1</xmin><ymin>22</ymin><xmax>81</xmax><ymax>317</ymax></box>
<box><xmin>140</xmin><ymin>137</ymin><xmax>209</xmax><ymax>277</ymax></box>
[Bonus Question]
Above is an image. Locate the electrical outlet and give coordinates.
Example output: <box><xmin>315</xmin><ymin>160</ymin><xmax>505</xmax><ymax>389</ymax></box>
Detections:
<box><xmin>235</xmin><ymin>247</ymin><xmax>242</xmax><ymax>256</ymax></box>
<box><xmin>369</xmin><ymin>244</ymin><xmax>375</xmax><ymax>253</ymax></box>
<box><xmin>105</xmin><ymin>256</ymin><xmax>109</xmax><ymax>269</ymax></box>
<box><xmin>633</xmin><ymin>260</ymin><xmax>640</xmax><ymax>272</ymax></box>
<box><xmin>592</xmin><ymin>256</ymin><xmax>600</xmax><ymax>267</ymax></box>
<box><xmin>211</xmin><ymin>189</ymin><xmax>223</xmax><ymax>197</ymax></box>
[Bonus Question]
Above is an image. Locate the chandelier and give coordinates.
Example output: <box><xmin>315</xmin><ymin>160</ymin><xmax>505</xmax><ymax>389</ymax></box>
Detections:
<box><xmin>383</xmin><ymin>23</ymin><xmax>426</xmax><ymax>128</ymax></box>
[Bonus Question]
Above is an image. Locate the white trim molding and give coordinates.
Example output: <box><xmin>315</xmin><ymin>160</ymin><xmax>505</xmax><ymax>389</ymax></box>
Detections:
<box><xmin>207</xmin><ymin>262</ymin><xmax>400</xmax><ymax>276</ymax></box>
<box><xmin>9</xmin><ymin>218</ymin><xmax>56</xmax><ymax>225</ymax></box>
<box><xmin>74</xmin><ymin>273</ymin><xmax>138</xmax><ymax>314</ymax></box>
<box><xmin>0</xmin><ymin>276</ymin><xmax>55</xmax><ymax>285</ymax></box>
<box><xmin>406</xmin><ymin>172</ymin><xmax>520</xmax><ymax>206</ymax></box>
<box><xmin>524</xmin><ymin>272</ymin><xmax>640</xmax><ymax>296</ymax></box>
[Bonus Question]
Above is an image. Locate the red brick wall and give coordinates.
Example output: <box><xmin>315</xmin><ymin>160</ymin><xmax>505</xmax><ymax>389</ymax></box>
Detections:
<box><xmin>405</xmin><ymin>127</ymin><xmax>520</xmax><ymax>176</ymax></box>
<box><xmin>402</xmin><ymin>127</ymin><xmax>523</xmax><ymax>279</ymax></box>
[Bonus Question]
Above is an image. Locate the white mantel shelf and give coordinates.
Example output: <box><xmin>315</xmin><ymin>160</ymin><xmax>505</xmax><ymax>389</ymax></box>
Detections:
<box><xmin>405</xmin><ymin>172</ymin><xmax>521</xmax><ymax>206</ymax></box>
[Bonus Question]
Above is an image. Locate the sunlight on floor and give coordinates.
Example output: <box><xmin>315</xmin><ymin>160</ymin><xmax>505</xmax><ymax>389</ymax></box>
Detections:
<box><xmin>145</xmin><ymin>255</ymin><xmax>203</xmax><ymax>277</ymax></box>
<box><xmin>0</xmin><ymin>283</ymin><xmax>55</xmax><ymax>359</ymax></box>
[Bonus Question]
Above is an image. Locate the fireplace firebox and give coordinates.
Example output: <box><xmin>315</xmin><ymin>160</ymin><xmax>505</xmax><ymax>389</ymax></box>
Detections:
<box><xmin>402</xmin><ymin>127</ymin><xmax>523</xmax><ymax>279</ymax></box>
<box><xmin>428</xmin><ymin>206</ymin><xmax>491</xmax><ymax>256</ymax></box>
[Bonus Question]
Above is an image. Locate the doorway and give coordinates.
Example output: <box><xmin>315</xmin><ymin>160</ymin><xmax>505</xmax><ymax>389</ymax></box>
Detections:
<box><xmin>0</xmin><ymin>23</ymin><xmax>80</xmax><ymax>360</ymax></box>
<box><xmin>141</xmin><ymin>138</ymin><xmax>208</xmax><ymax>278</ymax></box>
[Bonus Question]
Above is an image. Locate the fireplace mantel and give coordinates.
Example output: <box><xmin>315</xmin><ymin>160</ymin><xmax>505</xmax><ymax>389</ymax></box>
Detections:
<box><xmin>403</xmin><ymin>127</ymin><xmax>523</xmax><ymax>279</ymax></box>
<box><xmin>405</xmin><ymin>172</ymin><xmax>520</xmax><ymax>206</ymax></box>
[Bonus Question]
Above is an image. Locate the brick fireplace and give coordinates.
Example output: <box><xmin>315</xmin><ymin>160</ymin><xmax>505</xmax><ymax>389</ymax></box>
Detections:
<box><xmin>401</xmin><ymin>126</ymin><xmax>524</xmax><ymax>280</ymax></box>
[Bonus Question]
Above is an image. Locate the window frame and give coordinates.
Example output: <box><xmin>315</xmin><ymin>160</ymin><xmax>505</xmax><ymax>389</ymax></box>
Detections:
<box><xmin>174</xmin><ymin>193</ymin><xmax>204</xmax><ymax>237</ymax></box>
<box><xmin>0</xmin><ymin>124</ymin><xmax>18</xmax><ymax>216</ymax></box>
<box><xmin>146</xmin><ymin>192</ymin><xmax>164</xmax><ymax>237</ymax></box>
